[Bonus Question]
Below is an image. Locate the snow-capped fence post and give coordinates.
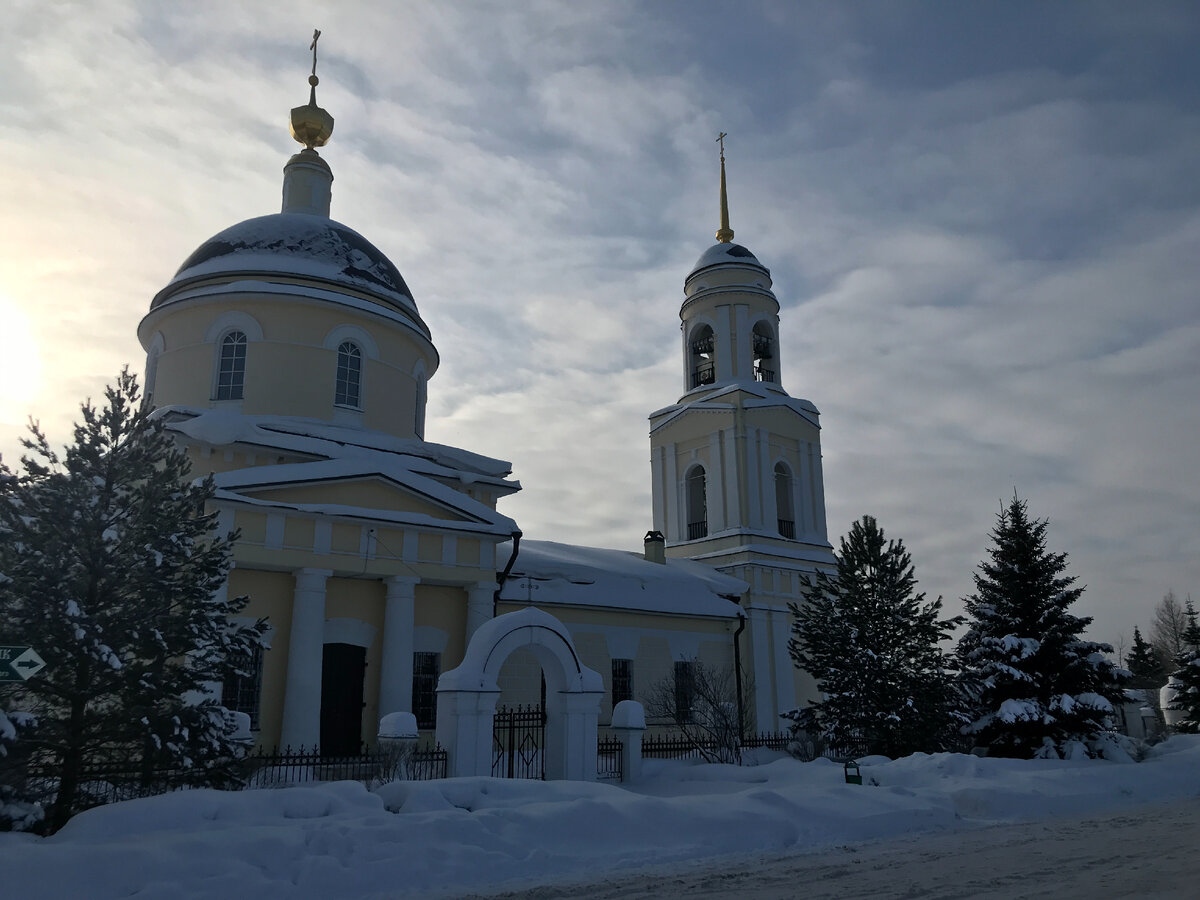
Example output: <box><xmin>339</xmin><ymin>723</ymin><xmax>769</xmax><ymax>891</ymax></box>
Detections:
<box><xmin>378</xmin><ymin>711</ymin><xmax>419</xmax><ymax>782</ymax></box>
<box><xmin>611</xmin><ymin>700</ymin><xmax>646</xmax><ymax>783</ymax></box>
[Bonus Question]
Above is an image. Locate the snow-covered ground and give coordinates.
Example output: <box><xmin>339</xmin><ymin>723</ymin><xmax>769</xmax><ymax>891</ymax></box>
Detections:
<box><xmin>3</xmin><ymin>736</ymin><xmax>1198</xmax><ymax>900</ymax></box>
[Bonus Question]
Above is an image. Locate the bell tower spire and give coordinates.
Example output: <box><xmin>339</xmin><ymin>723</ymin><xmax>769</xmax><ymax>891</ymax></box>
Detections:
<box><xmin>282</xmin><ymin>29</ymin><xmax>335</xmax><ymax>217</ymax></box>
<box><xmin>716</xmin><ymin>132</ymin><xmax>734</xmax><ymax>244</ymax></box>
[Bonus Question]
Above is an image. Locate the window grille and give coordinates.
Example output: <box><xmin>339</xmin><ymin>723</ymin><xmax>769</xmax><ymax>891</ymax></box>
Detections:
<box><xmin>222</xmin><ymin>646</ymin><xmax>264</xmax><ymax>730</ymax></box>
<box><xmin>611</xmin><ymin>658</ymin><xmax>633</xmax><ymax>706</ymax></box>
<box><xmin>412</xmin><ymin>652</ymin><xmax>441</xmax><ymax>729</ymax></box>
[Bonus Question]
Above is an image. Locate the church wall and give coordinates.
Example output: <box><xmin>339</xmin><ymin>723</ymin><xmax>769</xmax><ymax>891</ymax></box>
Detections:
<box><xmin>414</xmin><ymin>584</ymin><xmax>469</xmax><ymax>671</ymax></box>
<box><xmin>228</xmin><ymin>568</ymin><xmax>296</xmax><ymax>749</ymax></box>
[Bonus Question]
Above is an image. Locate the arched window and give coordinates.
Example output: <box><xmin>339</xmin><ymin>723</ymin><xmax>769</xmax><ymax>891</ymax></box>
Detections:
<box><xmin>775</xmin><ymin>462</ymin><xmax>795</xmax><ymax>539</ymax></box>
<box><xmin>689</xmin><ymin>324</ymin><xmax>716</xmax><ymax>388</ymax></box>
<box><xmin>753</xmin><ymin>321</ymin><xmax>776</xmax><ymax>383</ymax></box>
<box><xmin>335</xmin><ymin>341</ymin><xmax>362</xmax><ymax>408</ymax></box>
<box><xmin>686</xmin><ymin>465</ymin><xmax>708</xmax><ymax>540</ymax></box>
<box><xmin>215</xmin><ymin>331</ymin><xmax>247</xmax><ymax>400</ymax></box>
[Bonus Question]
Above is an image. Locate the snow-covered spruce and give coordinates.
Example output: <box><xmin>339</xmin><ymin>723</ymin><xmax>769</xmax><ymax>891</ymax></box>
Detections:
<box><xmin>0</xmin><ymin>370</ymin><xmax>267</xmax><ymax>832</ymax></box>
<box><xmin>956</xmin><ymin>494</ymin><xmax>1128</xmax><ymax>758</ymax></box>
<box><xmin>1166</xmin><ymin>600</ymin><xmax>1200</xmax><ymax>732</ymax></box>
<box><xmin>787</xmin><ymin>515</ymin><xmax>962</xmax><ymax>758</ymax></box>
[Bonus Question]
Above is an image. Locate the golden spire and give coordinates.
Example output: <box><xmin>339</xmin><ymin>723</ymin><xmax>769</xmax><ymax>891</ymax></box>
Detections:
<box><xmin>715</xmin><ymin>132</ymin><xmax>734</xmax><ymax>243</ymax></box>
<box><xmin>290</xmin><ymin>29</ymin><xmax>334</xmax><ymax>150</ymax></box>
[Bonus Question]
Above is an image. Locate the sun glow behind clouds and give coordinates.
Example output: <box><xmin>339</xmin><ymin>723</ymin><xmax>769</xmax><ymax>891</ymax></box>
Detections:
<box><xmin>0</xmin><ymin>293</ymin><xmax>42</xmax><ymax>426</ymax></box>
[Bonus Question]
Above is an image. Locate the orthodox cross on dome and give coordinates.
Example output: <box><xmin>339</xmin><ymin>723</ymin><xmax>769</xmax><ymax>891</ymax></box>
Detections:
<box><xmin>289</xmin><ymin>28</ymin><xmax>334</xmax><ymax>150</ymax></box>
<box><xmin>716</xmin><ymin>132</ymin><xmax>734</xmax><ymax>243</ymax></box>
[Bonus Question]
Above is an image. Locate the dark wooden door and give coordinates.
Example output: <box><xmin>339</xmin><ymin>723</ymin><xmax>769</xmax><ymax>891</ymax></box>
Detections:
<box><xmin>320</xmin><ymin>643</ymin><xmax>366</xmax><ymax>757</ymax></box>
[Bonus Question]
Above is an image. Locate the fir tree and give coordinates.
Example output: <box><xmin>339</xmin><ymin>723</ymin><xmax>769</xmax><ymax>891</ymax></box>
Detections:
<box><xmin>1167</xmin><ymin>601</ymin><xmax>1200</xmax><ymax>733</ymax></box>
<box><xmin>788</xmin><ymin>515</ymin><xmax>962</xmax><ymax>758</ymax></box>
<box><xmin>957</xmin><ymin>494</ymin><xmax>1127</xmax><ymax>759</ymax></box>
<box><xmin>1125</xmin><ymin>626</ymin><xmax>1165</xmax><ymax>690</ymax></box>
<box><xmin>0</xmin><ymin>371</ymin><xmax>266</xmax><ymax>831</ymax></box>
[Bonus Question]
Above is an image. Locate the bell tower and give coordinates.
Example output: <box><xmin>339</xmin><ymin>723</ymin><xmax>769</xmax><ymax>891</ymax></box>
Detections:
<box><xmin>648</xmin><ymin>137</ymin><xmax>836</xmax><ymax>728</ymax></box>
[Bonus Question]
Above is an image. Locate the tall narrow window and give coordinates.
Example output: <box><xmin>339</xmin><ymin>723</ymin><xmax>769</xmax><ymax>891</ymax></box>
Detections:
<box><xmin>412</xmin><ymin>651</ymin><xmax>441</xmax><ymax>729</ymax></box>
<box><xmin>775</xmin><ymin>462</ymin><xmax>795</xmax><ymax>539</ymax></box>
<box><xmin>335</xmin><ymin>341</ymin><xmax>362</xmax><ymax>408</ymax></box>
<box><xmin>686</xmin><ymin>465</ymin><xmax>708</xmax><ymax>540</ymax></box>
<box><xmin>222</xmin><ymin>646</ymin><xmax>264</xmax><ymax>730</ymax></box>
<box><xmin>215</xmin><ymin>331</ymin><xmax>247</xmax><ymax>400</ymax></box>
<box><xmin>611</xmin><ymin>659</ymin><xmax>633</xmax><ymax>707</ymax></box>
<box><xmin>753</xmin><ymin>322</ymin><xmax>776</xmax><ymax>383</ymax></box>
<box><xmin>674</xmin><ymin>660</ymin><xmax>695</xmax><ymax>723</ymax></box>
<box><xmin>414</xmin><ymin>373</ymin><xmax>427</xmax><ymax>439</ymax></box>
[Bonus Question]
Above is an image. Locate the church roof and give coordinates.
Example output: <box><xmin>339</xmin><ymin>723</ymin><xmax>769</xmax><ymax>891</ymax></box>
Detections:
<box><xmin>499</xmin><ymin>540</ymin><xmax>746</xmax><ymax>618</ymax></box>
<box><xmin>688</xmin><ymin>242</ymin><xmax>769</xmax><ymax>279</ymax></box>
<box><xmin>156</xmin><ymin>213</ymin><xmax>417</xmax><ymax>315</ymax></box>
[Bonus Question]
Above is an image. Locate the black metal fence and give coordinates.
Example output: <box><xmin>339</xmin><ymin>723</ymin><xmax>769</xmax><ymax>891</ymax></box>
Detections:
<box><xmin>596</xmin><ymin>736</ymin><xmax>623</xmax><ymax>780</ymax></box>
<box><xmin>639</xmin><ymin>730</ymin><xmax>864</xmax><ymax>763</ymax></box>
<box><xmin>244</xmin><ymin>744</ymin><xmax>448</xmax><ymax>787</ymax></box>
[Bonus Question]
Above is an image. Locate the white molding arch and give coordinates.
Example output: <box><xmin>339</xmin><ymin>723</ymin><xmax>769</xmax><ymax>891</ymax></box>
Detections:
<box><xmin>204</xmin><ymin>310</ymin><xmax>264</xmax><ymax>343</ymax></box>
<box><xmin>324</xmin><ymin>617</ymin><xmax>377</xmax><ymax>648</ymax></box>
<box><xmin>436</xmin><ymin>607</ymin><xmax>603</xmax><ymax>780</ymax></box>
<box><xmin>323</xmin><ymin>323</ymin><xmax>380</xmax><ymax>360</ymax></box>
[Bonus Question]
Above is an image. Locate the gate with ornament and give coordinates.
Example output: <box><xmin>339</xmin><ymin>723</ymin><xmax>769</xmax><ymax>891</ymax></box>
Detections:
<box><xmin>492</xmin><ymin>704</ymin><xmax>546</xmax><ymax>779</ymax></box>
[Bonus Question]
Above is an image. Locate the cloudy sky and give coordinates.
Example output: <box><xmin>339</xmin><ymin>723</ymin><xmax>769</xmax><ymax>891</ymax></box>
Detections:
<box><xmin>2</xmin><ymin>1</ymin><xmax>1197</xmax><ymax>649</ymax></box>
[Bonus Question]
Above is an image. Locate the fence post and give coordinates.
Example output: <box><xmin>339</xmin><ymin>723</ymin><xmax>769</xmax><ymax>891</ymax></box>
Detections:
<box><xmin>611</xmin><ymin>700</ymin><xmax>646</xmax><ymax>783</ymax></box>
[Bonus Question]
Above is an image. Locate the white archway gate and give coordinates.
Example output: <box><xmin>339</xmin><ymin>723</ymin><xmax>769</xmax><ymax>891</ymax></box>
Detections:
<box><xmin>435</xmin><ymin>607</ymin><xmax>604</xmax><ymax>780</ymax></box>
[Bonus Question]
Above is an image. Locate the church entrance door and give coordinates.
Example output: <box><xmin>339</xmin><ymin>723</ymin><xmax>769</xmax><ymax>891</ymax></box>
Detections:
<box><xmin>320</xmin><ymin>642</ymin><xmax>365</xmax><ymax>756</ymax></box>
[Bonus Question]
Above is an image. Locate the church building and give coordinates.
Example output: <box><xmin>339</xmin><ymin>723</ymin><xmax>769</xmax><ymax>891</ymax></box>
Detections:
<box><xmin>137</xmin><ymin>58</ymin><xmax>835</xmax><ymax>755</ymax></box>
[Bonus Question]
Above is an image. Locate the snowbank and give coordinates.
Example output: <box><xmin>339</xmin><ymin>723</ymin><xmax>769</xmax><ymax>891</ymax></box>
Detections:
<box><xmin>2</xmin><ymin>736</ymin><xmax>1198</xmax><ymax>899</ymax></box>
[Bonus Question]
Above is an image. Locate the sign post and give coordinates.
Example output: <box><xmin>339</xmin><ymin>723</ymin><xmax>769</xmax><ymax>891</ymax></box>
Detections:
<box><xmin>0</xmin><ymin>646</ymin><xmax>47</xmax><ymax>683</ymax></box>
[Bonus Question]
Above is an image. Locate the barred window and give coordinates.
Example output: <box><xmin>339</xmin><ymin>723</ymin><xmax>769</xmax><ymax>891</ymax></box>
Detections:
<box><xmin>674</xmin><ymin>660</ymin><xmax>695</xmax><ymax>723</ymax></box>
<box><xmin>335</xmin><ymin>341</ymin><xmax>362</xmax><ymax>408</ymax></box>
<box><xmin>222</xmin><ymin>646</ymin><xmax>264</xmax><ymax>730</ymax></box>
<box><xmin>412</xmin><ymin>651</ymin><xmax>440</xmax><ymax>729</ymax></box>
<box><xmin>611</xmin><ymin>658</ymin><xmax>633</xmax><ymax>707</ymax></box>
<box><xmin>215</xmin><ymin>331</ymin><xmax>247</xmax><ymax>400</ymax></box>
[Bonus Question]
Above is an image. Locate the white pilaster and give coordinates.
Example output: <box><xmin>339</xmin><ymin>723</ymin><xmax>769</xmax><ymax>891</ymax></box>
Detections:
<box><xmin>812</xmin><ymin>445</ymin><xmax>829</xmax><ymax>540</ymax></box>
<box><xmin>664</xmin><ymin>445</ymin><xmax>678</xmax><ymax>541</ymax></box>
<box><xmin>746</xmin><ymin>427</ymin><xmax>762</xmax><ymax>530</ymax></box>
<box><xmin>717</xmin><ymin>305</ymin><xmax>734</xmax><ymax>381</ymax></box>
<box><xmin>708</xmin><ymin>431</ymin><xmax>725</xmax><ymax>531</ymax></box>
<box><xmin>722</xmin><ymin>428</ymin><xmax>739</xmax><ymax>531</ymax></box>
<box><xmin>797</xmin><ymin>441</ymin><xmax>812</xmax><ymax>538</ymax></box>
<box><xmin>379</xmin><ymin>576</ymin><xmax>419</xmax><ymax>719</ymax></box>
<box><xmin>651</xmin><ymin>446</ymin><xmax>665</xmax><ymax>533</ymax></box>
<box><xmin>771</xmin><ymin>606</ymin><xmax>797</xmax><ymax>714</ymax></box>
<box><xmin>465</xmin><ymin>582</ymin><xmax>496</xmax><ymax>641</ymax></box>
<box><xmin>749</xmin><ymin>605</ymin><xmax>773</xmax><ymax>730</ymax></box>
<box><xmin>279</xmin><ymin>567</ymin><xmax>331</xmax><ymax>749</ymax></box>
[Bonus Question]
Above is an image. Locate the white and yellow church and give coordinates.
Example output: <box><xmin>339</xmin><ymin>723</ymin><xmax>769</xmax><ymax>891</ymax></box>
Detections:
<box><xmin>136</xmin><ymin>61</ymin><xmax>836</xmax><ymax>764</ymax></box>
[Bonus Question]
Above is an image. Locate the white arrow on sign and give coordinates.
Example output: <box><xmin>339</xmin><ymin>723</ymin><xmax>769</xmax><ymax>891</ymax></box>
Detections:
<box><xmin>10</xmin><ymin>647</ymin><xmax>46</xmax><ymax>680</ymax></box>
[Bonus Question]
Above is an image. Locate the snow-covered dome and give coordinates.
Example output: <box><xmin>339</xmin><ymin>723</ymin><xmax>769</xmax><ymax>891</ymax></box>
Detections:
<box><xmin>153</xmin><ymin>213</ymin><xmax>420</xmax><ymax>322</ymax></box>
<box><xmin>688</xmin><ymin>242</ymin><xmax>770</xmax><ymax>279</ymax></box>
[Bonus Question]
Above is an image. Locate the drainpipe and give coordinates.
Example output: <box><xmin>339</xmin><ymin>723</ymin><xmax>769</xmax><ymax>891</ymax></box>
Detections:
<box><xmin>732</xmin><ymin>609</ymin><xmax>747</xmax><ymax>740</ymax></box>
<box><xmin>493</xmin><ymin>530</ymin><xmax>522</xmax><ymax>616</ymax></box>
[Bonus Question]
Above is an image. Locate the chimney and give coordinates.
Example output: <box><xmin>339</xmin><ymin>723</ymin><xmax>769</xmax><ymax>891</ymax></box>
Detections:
<box><xmin>644</xmin><ymin>530</ymin><xmax>666</xmax><ymax>564</ymax></box>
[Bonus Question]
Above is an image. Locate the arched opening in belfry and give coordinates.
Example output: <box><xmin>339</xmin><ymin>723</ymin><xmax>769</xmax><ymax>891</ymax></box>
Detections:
<box><xmin>752</xmin><ymin>321</ymin><xmax>776</xmax><ymax>383</ymax></box>
<box><xmin>686</xmin><ymin>464</ymin><xmax>708</xmax><ymax>540</ymax></box>
<box><xmin>689</xmin><ymin>324</ymin><xmax>716</xmax><ymax>388</ymax></box>
<box><xmin>775</xmin><ymin>462</ymin><xmax>795</xmax><ymax>539</ymax></box>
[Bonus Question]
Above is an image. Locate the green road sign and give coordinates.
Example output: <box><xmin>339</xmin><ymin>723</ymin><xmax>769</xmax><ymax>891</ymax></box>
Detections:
<box><xmin>0</xmin><ymin>646</ymin><xmax>46</xmax><ymax>682</ymax></box>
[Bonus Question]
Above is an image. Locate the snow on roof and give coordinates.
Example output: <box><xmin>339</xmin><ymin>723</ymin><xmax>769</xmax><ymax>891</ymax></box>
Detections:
<box><xmin>161</xmin><ymin>214</ymin><xmax>416</xmax><ymax>311</ymax></box>
<box><xmin>499</xmin><ymin>540</ymin><xmax>746</xmax><ymax>618</ymax></box>
<box><xmin>158</xmin><ymin>407</ymin><xmax>516</xmax><ymax>484</ymax></box>
<box><xmin>649</xmin><ymin>382</ymin><xmax>820</xmax><ymax>432</ymax></box>
<box><xmin>688</xmin><ymin>242</ymin><xmax>769</xmax><ymax>278</ymax></box>
<box><xmin>209</xmin><ymin>457</ymin><xmax>517</xmax><ymax>531</ymax></box>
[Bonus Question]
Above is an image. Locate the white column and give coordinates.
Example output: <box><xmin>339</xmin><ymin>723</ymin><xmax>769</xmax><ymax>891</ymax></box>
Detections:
<box><xmin>465</xmin><ymin>582</ymin><xmax>496</xmax><ymax>642</ymax></box>
<box><xmin>279</xmin><ymin>567</ymin><xmax>331</xmax><ymax>750</ymax></box>
<box><xmin>650</xmin><ymin>446</ymin><xmax>665</xmax><ymax>534</ymax></box>
<box><xmin>708</xmin><ymin>432</ymin><xmax>725</xmax><ymax>531</ymax></box>
<box><xmin>664</xmin><ymin>444</ymin><xmax>678</xmax><ymax>541</ymax></box>
<box><xmin>812</xmin><ymin>444</ymin><xmax>829</xmax><ymax>540</ymax></box>
<box><xmin>722</xmin><ymin>428</ymin><xmax>739</xmax><ymax>531</ymax></box>
<box><xmin>379</xmin><ymin>576</ymin><xmax>419</xmax><ymax>720</ymax></box>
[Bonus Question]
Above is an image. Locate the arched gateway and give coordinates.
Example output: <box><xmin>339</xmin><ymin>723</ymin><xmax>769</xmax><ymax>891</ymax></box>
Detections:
<box><xmin>435</xmin><ymin>607</ymin><xmax>604</xmax><ymax>780</ymax></box>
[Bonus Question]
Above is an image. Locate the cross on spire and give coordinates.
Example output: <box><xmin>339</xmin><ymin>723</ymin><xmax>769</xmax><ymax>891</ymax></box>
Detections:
<box><xmin>716</xmin><ymin>132</ymin><xmax>734</xmax><ymax>243</ymax></box>
<box><xmin>310</xmin><ymin>29</ymin><xmax>321</xmax><ymax>78</ymax></box>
